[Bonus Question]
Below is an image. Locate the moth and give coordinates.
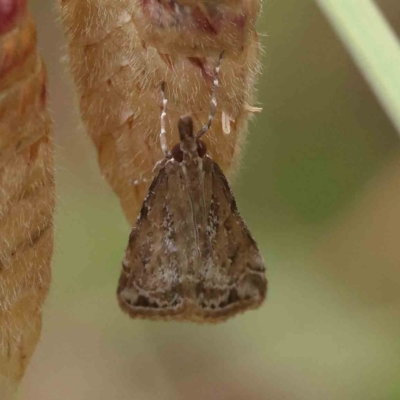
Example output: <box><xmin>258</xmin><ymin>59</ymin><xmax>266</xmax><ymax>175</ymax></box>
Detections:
<box><xmin>117</xmin><ymin>56</ymin><xmax>267</xmax><ymax>322</ymax></box>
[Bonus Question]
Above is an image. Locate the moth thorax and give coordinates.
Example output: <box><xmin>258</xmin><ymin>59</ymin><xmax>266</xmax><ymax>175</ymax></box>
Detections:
<box><xmin>171</xmin><ymin>140</ymin><xmax>208</xmax><ymax>162</ymax></box>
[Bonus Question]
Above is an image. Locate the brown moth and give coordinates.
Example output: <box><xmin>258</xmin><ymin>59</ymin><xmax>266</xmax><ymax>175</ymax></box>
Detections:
<box><xmin>117</xmin><ymin>60</ymin><xmax>267</xmax><ymax>322</ymax></box>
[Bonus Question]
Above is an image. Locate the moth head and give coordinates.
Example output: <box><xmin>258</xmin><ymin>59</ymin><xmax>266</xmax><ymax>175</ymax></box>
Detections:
<box><xmin>172</xmin><ymin>115</ymin><xmax>208</xmax><ymax>162</ymax></box>
<box><xmin>178</xmin><ymin>115</ymin><xmax>194</xmax><ymax>142</ymax></box>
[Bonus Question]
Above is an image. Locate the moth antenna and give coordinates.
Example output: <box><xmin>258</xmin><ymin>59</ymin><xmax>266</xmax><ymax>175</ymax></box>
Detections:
<box><xmin>196</xmin><ymin>50</ymin><xmax>224</xmax><ymax>139</ymax></box>
<box><xmin>160</xmin><ymin>81</ymin><xmax>170</xmax><ymax>156</ymax></box>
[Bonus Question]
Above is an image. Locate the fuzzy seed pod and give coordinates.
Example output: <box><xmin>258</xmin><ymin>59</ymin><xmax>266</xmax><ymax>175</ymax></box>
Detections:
<box><xmin>60</xmin><ymin>0</ymin><xmax>262</xmax><ymax>223</ymax></box>
<box><xmin>0</xmin><ymin>1</ymin><xmax>54</xmax><ymax>397</ymax></box>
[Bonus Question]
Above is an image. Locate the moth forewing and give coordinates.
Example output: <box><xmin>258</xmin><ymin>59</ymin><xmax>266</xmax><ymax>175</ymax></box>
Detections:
<box><xmin>119</xmin><ymin>165</ymin><xmax>186</xmax><ymax>317</ymax></box>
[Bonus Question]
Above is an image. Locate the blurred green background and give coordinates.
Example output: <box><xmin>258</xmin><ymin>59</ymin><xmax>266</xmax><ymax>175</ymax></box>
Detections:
<box><xmin>19</xmin><ymin>1</ymin><xmax>400</xmax><ymax>399</ymax></box>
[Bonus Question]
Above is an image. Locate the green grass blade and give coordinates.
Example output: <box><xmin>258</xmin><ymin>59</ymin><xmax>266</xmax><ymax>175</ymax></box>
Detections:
<box><xmin>316</xmin><ymin>0</ymin><xmax>400</xmax><ymax>135</ymax></box>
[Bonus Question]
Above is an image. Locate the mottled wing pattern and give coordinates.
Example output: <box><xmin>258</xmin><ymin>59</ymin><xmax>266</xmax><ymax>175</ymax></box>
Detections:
<box><xmin>192</xmin><ymin>157</ymin><xmax>267</xmax><ymax>321</ymax></box>
<box><xmin>118</xmin><ymin>160</ymin><xmax>184</xmax><ymax>319</ymax></box>
<box><xmin>118</xmin><ymin>156</ymin><xmax>267</xmax><ymax>322</ymax></box>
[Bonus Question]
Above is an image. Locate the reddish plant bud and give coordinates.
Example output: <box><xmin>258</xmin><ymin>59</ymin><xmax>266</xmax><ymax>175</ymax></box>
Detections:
<box><xmin>135</xmin><ymin>0</ymin><xmax>260</xmax><ymax>57</ymax></box>
<box><xmin>60</xmin><ymin>0</ymin><xmax>262</xmax><ymax>223</ymax></box>
<box><xmin>0</xmin><ymin>0</ymin><xmax>26</xmax><ymax>34</ymax></box>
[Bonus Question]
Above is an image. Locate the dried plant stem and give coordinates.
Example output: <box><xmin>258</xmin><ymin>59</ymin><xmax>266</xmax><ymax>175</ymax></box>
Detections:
<box><xmin>60</xmin><ymin>0</ymin><xmax>261</xmax><ymax>223</ymax></box>
<box><xmin>0</xmin><ymin>1</ymin><xmax>55</xmax><ymax>398</ymax></box>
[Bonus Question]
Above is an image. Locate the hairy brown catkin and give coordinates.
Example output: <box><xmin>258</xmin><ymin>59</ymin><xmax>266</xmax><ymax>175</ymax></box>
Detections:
<box><xmin>0</xmin><ymin>1</ymin><xmax>54</xmax><ymax>397</ymax></box>
<box><xmin>60</xmin><ymin>0</ymin><xmax>261</xmax><ymax>223</ymax></box>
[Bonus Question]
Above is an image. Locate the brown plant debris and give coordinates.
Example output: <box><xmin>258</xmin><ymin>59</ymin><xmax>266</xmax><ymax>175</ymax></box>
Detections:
<box><xmin>60</xmin><ymin>0</ymin><xmax>262</xmax><ymax>223</ymax></box>
<box><xmin>0</xmin><ymin>0</ymin><xmax>55</xmax><ymax>397</ymax></box>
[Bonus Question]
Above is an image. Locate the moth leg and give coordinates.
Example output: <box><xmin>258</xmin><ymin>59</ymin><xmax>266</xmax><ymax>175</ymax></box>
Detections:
<box><xmin>196</xmin><ymin>51</ymin><xmax>224</xmax><ymax>139</ymax></box>
<box><xmin>160</xmin><ymin>81</ymin><xmax>170</xmax><ymax>156</ymax></box>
